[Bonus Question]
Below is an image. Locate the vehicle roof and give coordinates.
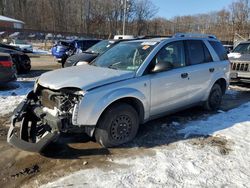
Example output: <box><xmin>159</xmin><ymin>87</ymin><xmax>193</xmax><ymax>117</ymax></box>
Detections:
<box><xmin>124</xmin><ymin>37</ymin><xmax>168</xmax><ymax>43</ymax></box>
<box><xmin>123</xmin><ymin>35</ymin><xmax>221</xmax><ymax>45</ymax></box>
<box><xmin>237</xmin><ymin>41</ymin><xmax>250</xmax><ymax>44</ymax></box>
<box><xmin>59</xmin><ymin>39</ymin><xmax>100</xmax><ymax>42</ymax></box>
<box><xmin>0</xmin><ymin>43</ymin><xmax>21</xmax><ymax>50</ymax></box>
<box><xmin>0</xmin><ymin>52</ymin><xmax>11</xmax><ymax>57</ymax></box>
<box><xmin>0</xmin><ymin>46</ymin><xmax>23</xmax><ymax>54</ymax></box>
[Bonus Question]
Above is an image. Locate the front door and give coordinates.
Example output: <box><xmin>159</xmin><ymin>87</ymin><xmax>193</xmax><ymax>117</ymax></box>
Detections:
<box><xmin>149</xmin><ymin>41</ymin><xmax>190</xmax><ymax>116</ymax></box>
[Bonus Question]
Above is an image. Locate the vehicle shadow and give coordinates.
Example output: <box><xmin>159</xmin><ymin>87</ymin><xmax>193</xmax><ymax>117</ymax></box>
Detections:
<box><xmin>41</xmin><ymin>133</ymin><xmax>110</xmax><ymax>159</ymax></box>
<box><xmin>41</xmin><ymin>97</ymin><xmax>249</xmax><ymax>159</ymax></box>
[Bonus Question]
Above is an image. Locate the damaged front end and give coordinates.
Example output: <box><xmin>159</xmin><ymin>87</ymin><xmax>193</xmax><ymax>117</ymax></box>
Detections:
<box><xmin>7</xmin><ymin>86</ymin><xmax>83</xmax><ymax>152</ymax></box>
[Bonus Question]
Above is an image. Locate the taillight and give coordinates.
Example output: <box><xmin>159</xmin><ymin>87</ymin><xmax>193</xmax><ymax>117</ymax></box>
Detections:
<box><xmin>0</xmin><ymin>60</ymin><xmax>13</xmax><ymax>67</ymax></box>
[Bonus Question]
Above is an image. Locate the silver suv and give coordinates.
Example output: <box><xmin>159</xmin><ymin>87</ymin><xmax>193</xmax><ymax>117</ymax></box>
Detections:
<box><xmin>228</xmin><ymin>41</ymin><xmax>250</xmax><ymax>83</ymax></box>
<box><xmin>7</xmin><ymin>33</ymin><xmax>230</xmax><ymax>152</ymax></box>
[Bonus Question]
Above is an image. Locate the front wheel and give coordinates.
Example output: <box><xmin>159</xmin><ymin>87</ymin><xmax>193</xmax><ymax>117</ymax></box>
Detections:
<box><xmin>204</xmin><ymin>83</ymin><xmax>223</xmax><ymax>111</ymax></box>
<box><xmin>95</xmin><ymin>103</ymin><xmax>139</xmax><ymax>147</ymax></box>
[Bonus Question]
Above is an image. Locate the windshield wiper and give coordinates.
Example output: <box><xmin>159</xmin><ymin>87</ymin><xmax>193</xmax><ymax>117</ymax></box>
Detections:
<box><xmin>108</xmin><ymin>62</ymin><xmax>122</xmax><ymax>70</ymax></box>
<box><xmin>108</xmin><ymin>64</ymin><xmax>118</xmax><ymax>70</ymax></box>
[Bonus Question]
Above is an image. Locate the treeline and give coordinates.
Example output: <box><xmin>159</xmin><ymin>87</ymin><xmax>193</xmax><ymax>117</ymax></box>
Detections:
<box><xmin>0</xmin><ymin>0</ymin><xmax>249</xmax><ymax>41</ymax></box>
<box><xmin>0</xmin><ymin>0</ymin><xmax>157</xmax><ymax>36</ymax></box>
<box><xmin>148</xmin><ymin>0</ymin><xmax>250</xmax><ymax>41</ymax></box>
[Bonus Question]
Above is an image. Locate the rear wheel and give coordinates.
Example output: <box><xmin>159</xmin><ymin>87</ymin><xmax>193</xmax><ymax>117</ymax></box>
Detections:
<box><xmin>204</xmin><ymin>83</ymin><xmax>223</xmax><ymax>111</ymax></box>
<box><xmin>95</xmin><ymin>103</ymin><xmax>139</xmax><ymax>147</ymax></box>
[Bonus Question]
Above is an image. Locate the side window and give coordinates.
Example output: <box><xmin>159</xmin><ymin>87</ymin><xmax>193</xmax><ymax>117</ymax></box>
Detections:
<box><xmin>154</xmin><ymin>41</ymin><xmax>186</xmax><ymax>71</ymax></box>
<box><xmin>79</xmin><ymin>41</ymin><xmax>85</xmax><ymax>49</ymax></box>
<box><xmin>186</xmin><ymin>40</ymin><xmax>212</xmax><ymax>65</ymax></box>
<box><xmin>209</xmin><ymin>41</ymin><xmax>228</xmax><ymax>61</ymax></box>
<box><xmin>204</xmin><ymin>44</ymin><xmax>213</xmax><ymax>62</ymax></box>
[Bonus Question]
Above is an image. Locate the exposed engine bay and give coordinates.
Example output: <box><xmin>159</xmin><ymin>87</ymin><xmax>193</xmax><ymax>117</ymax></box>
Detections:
<box><xmin>7</xmin><ymin>85</ymin><xmax>83</xmax><ymax>152</ymax></box>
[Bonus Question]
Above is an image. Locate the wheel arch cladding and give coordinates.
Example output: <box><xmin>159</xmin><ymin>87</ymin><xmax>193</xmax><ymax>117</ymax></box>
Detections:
<box><xmin>91</xmin><ymin>88</ymin><xmax>147</xmax><ymax>126</ymax></box>
<box><xmin>98</xmin><ymin>97</ymin><xmax>145</xmax><ymax>124</ymax></box>
<box><xmin>214</xmin><ymin>78</ymin><xmax>227</xmax><ymax>94</ymax></box>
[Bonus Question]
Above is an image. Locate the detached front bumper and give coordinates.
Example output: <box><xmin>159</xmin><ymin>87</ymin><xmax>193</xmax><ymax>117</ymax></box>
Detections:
<box><xmin>7</xmin><ymin>93</ymin><xmax>60</xmax><ymax>152</ymax></box>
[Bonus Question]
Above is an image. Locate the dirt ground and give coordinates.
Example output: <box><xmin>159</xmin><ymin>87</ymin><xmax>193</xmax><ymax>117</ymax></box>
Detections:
<box><xmin>0</xmin><ymin>55</ymin><xmax>249</xmax><ymax>188</ymax></box>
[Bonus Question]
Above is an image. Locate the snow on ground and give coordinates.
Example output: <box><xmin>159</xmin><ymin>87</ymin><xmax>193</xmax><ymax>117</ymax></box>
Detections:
<box><xmin>0</xmin><ymin>78</ymin><xmax>34</xmax><ymax>116</ymax></box>
<box><xmin>42</xmin><ymin>102</ymin><xmax>250</xmax><ymax>188</ymax></box>
<box><xmin>230</xmin><ymin>84</ymin><xmax>250</xmax><ymax>92</ymax></box>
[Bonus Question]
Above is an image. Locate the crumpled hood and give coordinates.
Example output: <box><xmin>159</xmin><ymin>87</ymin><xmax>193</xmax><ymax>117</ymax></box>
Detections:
<box><xmin>38</xmin><ymin>64</ymin><xmax>135</xmax><ymax>91</ymax></box>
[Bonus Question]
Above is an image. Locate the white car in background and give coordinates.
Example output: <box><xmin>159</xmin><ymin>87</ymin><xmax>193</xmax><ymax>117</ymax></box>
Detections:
<box><xmin>10</xmin><ymin>39</ymin><xmax>33</xmax><ymax>52</ymax></box>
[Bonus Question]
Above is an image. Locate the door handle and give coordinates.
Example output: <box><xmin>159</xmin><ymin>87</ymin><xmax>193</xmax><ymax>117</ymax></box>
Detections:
<box><xmin>181</xmin><ymin>73</ymin><xmax>188</xmax><ymax>78</ymax></box>
<box><xmin>209</xmin><ymin>68</ymin><xmax>215</xmax><ymax>73</ymax></box>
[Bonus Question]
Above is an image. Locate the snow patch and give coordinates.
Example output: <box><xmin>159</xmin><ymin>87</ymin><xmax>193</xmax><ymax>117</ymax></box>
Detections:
<box><xmin>0</xmin><ymin>79</ymin><xmax>34</xmax><ymax>116</ymax></box>
<box><xmin>42</xmin><ymin>102</ymin><xmax>250</xmax><ymax>188</ymax></box>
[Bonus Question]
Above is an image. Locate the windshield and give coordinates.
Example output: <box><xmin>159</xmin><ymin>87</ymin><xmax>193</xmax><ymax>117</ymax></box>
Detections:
<box><xmin>233</xmin><ymin>43</ymin><xmax>250</xmax><ymax>54</ymax></box>
<box><xmin>92</xmin><ymin>41</ymin><xmax>158</xmax><ymax>71</ymax></box>
<box><xmin>86</xmin><ymin>40</ymin><xmax>115</xmax><ymax>54</ymax></box>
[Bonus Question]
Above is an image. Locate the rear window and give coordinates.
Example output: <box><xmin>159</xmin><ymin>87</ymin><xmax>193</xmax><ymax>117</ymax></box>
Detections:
<box><xmin>58</xmin><ymin>41</ymin><xmax>71</xmax><ymax>47</ymax></box>
<box><xmin>86</xmin><ymin>40</ymin><xmax>115</xmax><ymax>54</ymax></box>
<box><xmin>209</xmin><ymin>41</ymin><xmax>228</xmax><ymax>61</ymax></box>
<box><xmin>77</xmin><ymin>40</ymin><xmax>99</xmax><ymax>51</ymax></box>
<box><xmin>186</xmin><ymin>40</ymin><xmax>212</xmax><ymax>65</ymax></box>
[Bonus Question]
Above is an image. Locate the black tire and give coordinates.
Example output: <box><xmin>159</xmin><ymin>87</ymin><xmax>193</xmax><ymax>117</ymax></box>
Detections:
<box><xmin>61</xmin><ymin>54</ymin><xmax>69</xmax><ymax>68</ymax></box>
<box><xmin>95</xmin><ymin>103</ymin><xmax>139</xmax><ymax>147</ymax></box>
<box><xmin>204</xmin><ymin>83</ymin><xmax>223</xmax><ymax>111</ymax></box>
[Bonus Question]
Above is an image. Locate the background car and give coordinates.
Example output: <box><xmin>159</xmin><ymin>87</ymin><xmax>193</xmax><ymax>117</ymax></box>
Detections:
<box><xmin>10</xmin><ymin>39</ymin><xmax>33</xmax><ymax>53</ymax></box>
<box><xmin>0</xmin><ymin>42</ymin><xmax>22</xmax><ymax>51</ymax></box>
<box><xmin>0</xmin><ymin>52</ymin><xmax>17</xmax><ymax>84</ymax></box>
<box><xmin>64</xmin><ymin>40</ymin><xmax>120</xmax><ymax>67</ymax></box>
<box><xmin>51</xmin><ymin>39</ymin><xmax>101</xmax><ymax>65</ymax></box>
<box><xmin>64</xmin><ymin>37</ymin><xmax>147</xmax><ymax>67</ymax></box>
<box><xmin>228</xmin><ymin>41</ymin><xmax>250</xmax><ymax>83</ymax></box>
<box><xmin>0</xmin><ymin>45</ymin><xmax>31</xmax><ymax>74</ymax></box>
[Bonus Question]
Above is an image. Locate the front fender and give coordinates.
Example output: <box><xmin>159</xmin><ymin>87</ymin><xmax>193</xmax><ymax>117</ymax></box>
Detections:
<box><xmin>76</xmin><ymin>88</ymin><xmax>149</xmax><ymax>126</ymax></box>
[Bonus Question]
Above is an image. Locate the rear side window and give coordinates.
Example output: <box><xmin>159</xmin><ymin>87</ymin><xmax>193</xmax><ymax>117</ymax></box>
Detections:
<box><xmin>209</xmin><ymin>41</ymin><xmax>228</xmax><ymax>61</ymax></box>
<box><xmin>186</xmin><ymin>40</ymin><xmax>212</xmax><ymax>65</ymax></box>
<box><xmin>77</xmin><ymin>41</ymin><xmax>84</xmax><ymax>49</ymax></box>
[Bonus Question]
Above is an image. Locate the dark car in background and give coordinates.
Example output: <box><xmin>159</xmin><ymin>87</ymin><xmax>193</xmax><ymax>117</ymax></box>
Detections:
<box><xmin>65</xmin><ymin>40</ymin><xmax>119</xmax><ymax>67</ymax></box>
<box><xmin>0</xmin><ymin>53</ymin><xmax>17</xmax><ymax>84</ymax></box>
<box><xmin>0</xmin><ymin>45</ymin><xmax>31</xmax><ymax>74</ymax></box>
<box><xmin>0</xmin><ymin>42</ymin><xmax>22</xmax><ymax>52</ymax></box>
<box><xmin>64</xmin><ymin>38</ymin><xmax>145</xmax><ymax>67</ymax></box>
<box><xmin>51</xmin><ymin>39</ymin><xmax>100</xmax><ymax>66</ymax></box>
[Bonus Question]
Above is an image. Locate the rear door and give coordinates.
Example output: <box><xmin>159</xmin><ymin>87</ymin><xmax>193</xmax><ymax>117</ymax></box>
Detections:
<box><xmin>183</xmin><ymin>39</ymin><xmax>215</xmax><ymax>103</ymax></box>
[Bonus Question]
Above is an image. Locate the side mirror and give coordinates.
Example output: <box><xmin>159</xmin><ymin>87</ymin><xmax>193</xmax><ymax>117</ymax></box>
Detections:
<box><xmin>151</xmin><ymin>60</ymin><xmax>173</xmax><ymax>73</ymax></box>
